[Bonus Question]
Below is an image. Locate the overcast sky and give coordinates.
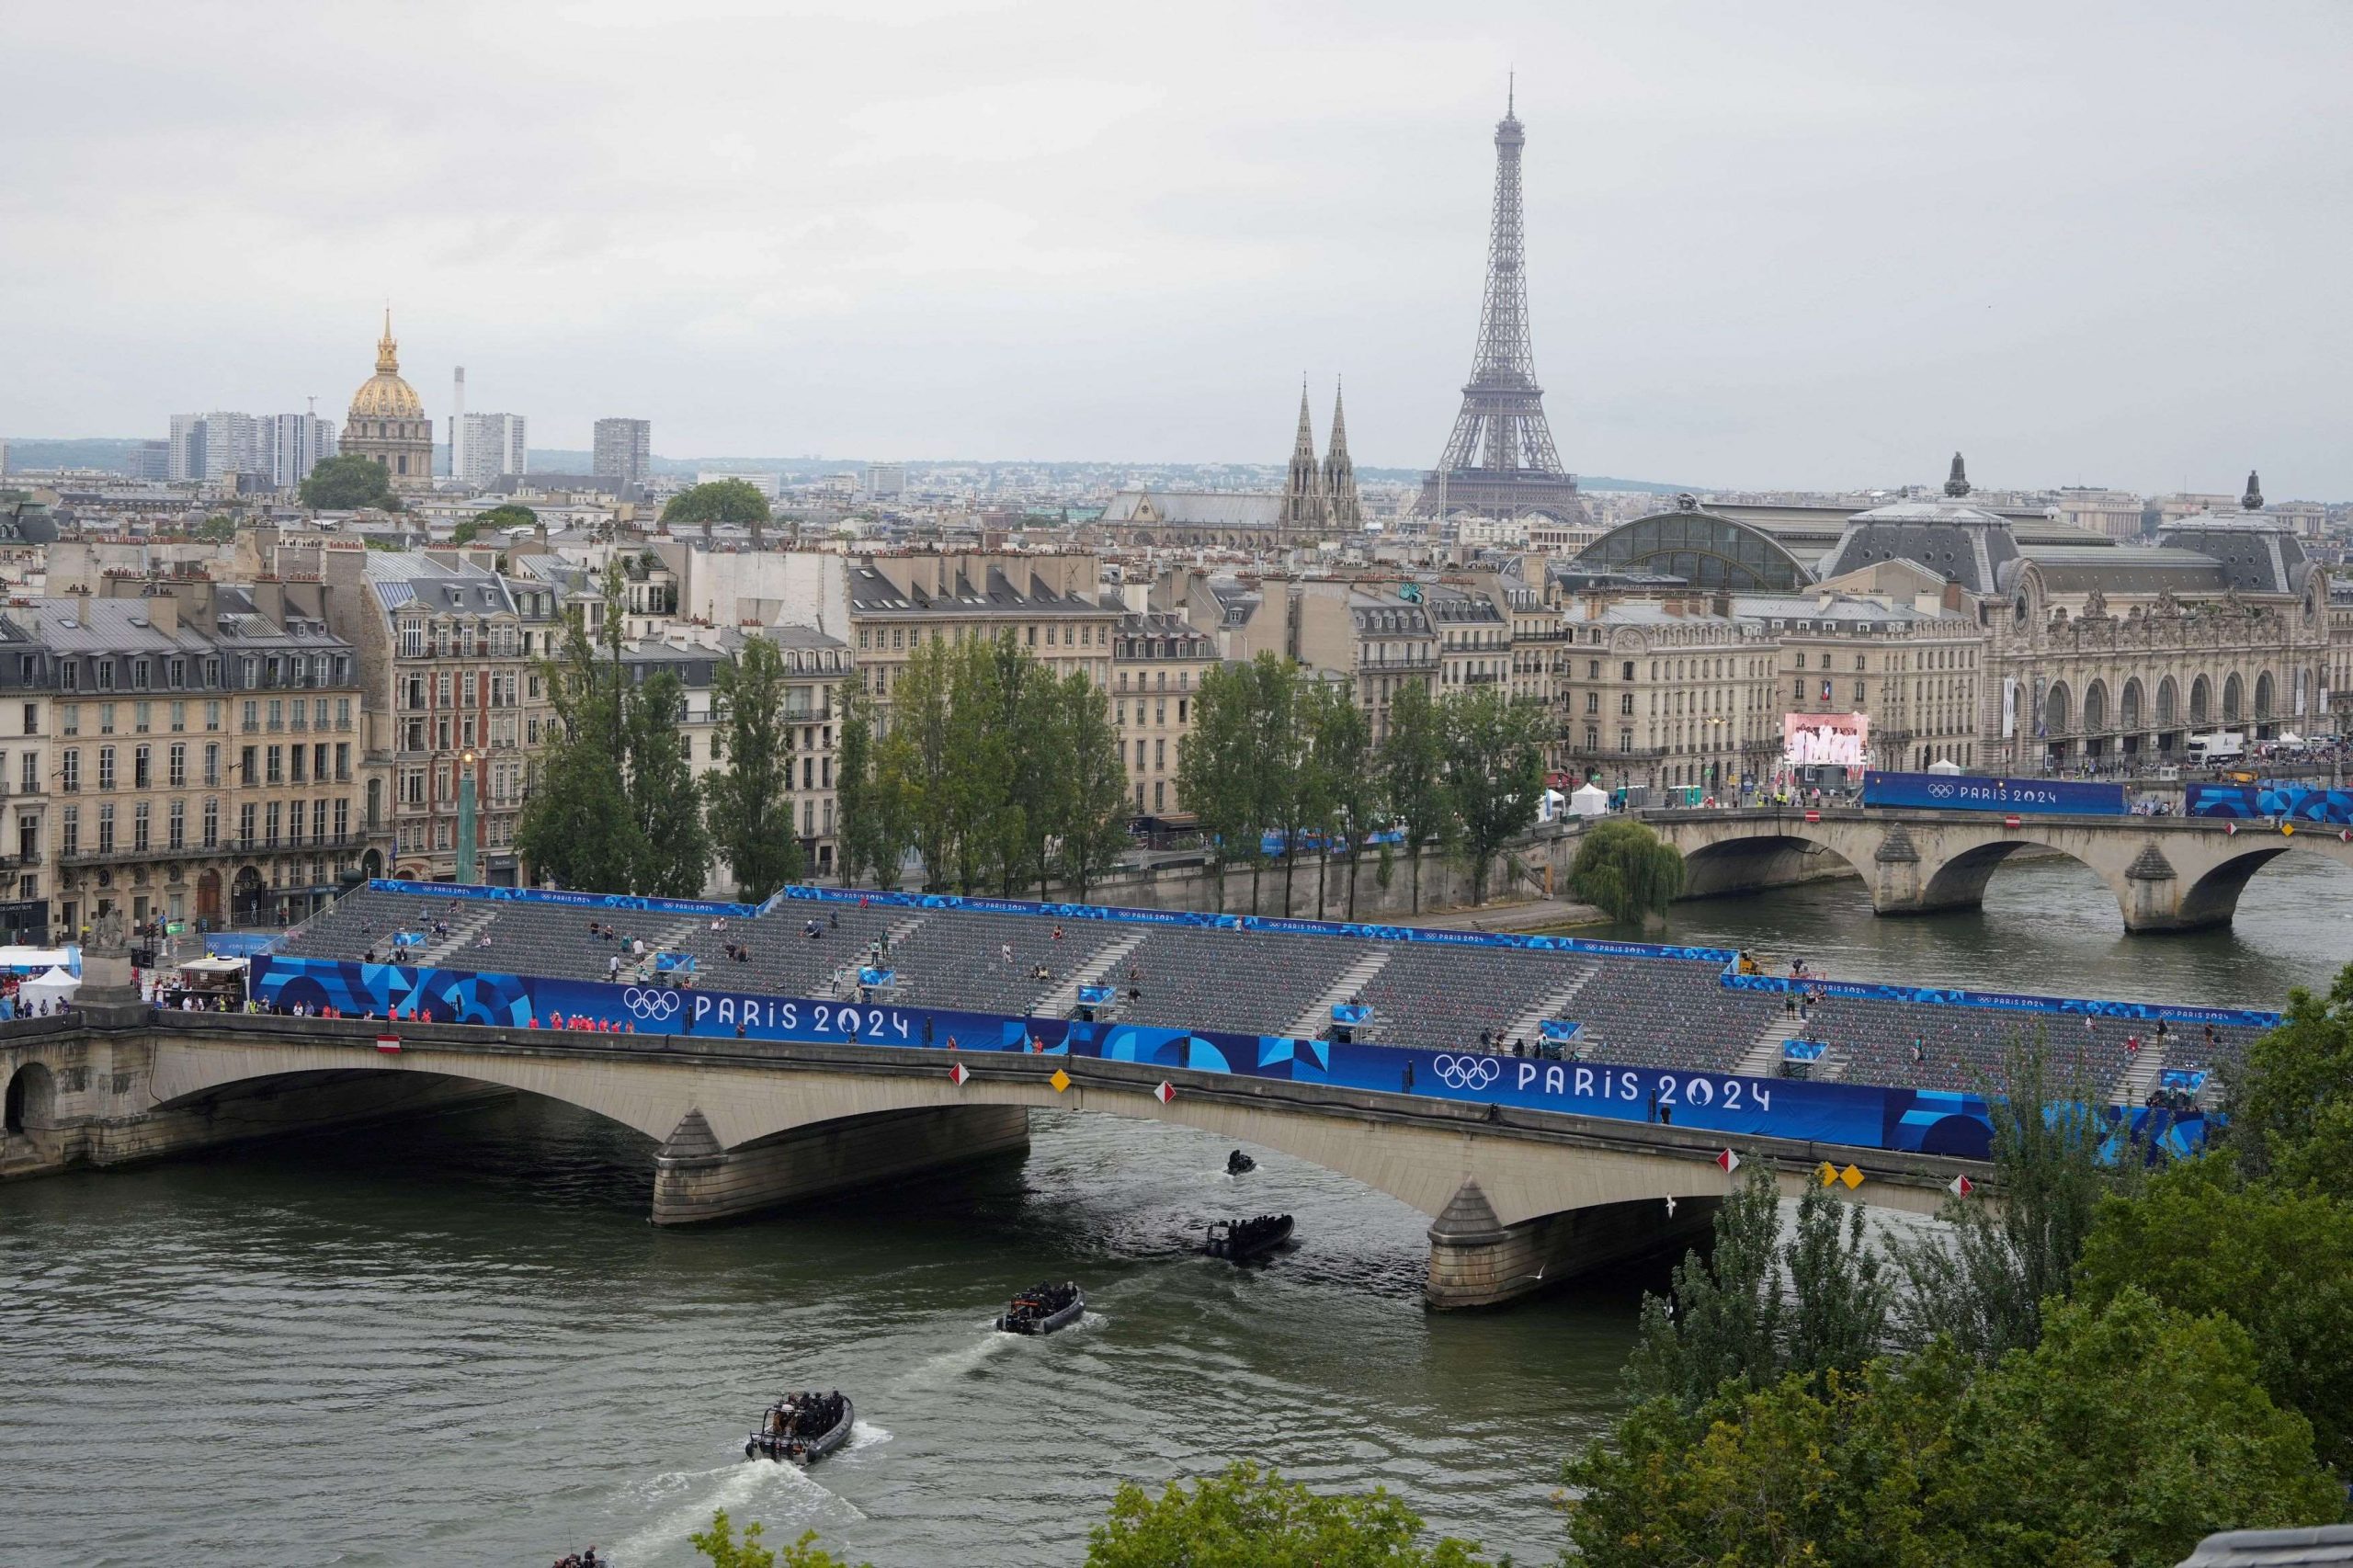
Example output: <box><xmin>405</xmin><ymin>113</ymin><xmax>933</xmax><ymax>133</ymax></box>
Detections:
<box><xmin>4</xmin><ymin>2</ymin><xmax>2347</xmax><ymax>495</ymax></box>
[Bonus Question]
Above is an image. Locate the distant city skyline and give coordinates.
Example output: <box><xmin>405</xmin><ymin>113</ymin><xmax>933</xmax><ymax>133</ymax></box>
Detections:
<box><xmin>3</xmin><ymin>3</ymin><xmax>2348</xmax><ymax>496</ymax></box>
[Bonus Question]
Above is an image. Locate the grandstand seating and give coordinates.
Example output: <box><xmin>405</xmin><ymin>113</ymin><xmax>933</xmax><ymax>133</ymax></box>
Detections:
<box><xmin>266</xmin><ymin>884</ymin><xmax>2238</xmax><ymax>1102</ymax></box>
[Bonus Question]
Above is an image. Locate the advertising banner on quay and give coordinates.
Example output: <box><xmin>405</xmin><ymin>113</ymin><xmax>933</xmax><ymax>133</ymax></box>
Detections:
<box><xmin>247</xmin><ymin>954</ymin><xmax>2008</xmax><ymax>1160</ymax></box>
<box><xmin>1860</xmin><ymin>771</ymin><xmax>2125</xmax><ymax>816</ymax></box>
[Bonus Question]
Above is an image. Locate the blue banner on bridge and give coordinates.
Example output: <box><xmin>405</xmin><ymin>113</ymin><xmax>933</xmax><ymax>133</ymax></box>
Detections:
<box><xmin>247</xmin><ymin>954</ymin><xmax>2010</xmax><ymax>1161</ymax></box>
<box><xmin>1862</xmin><ymin>771</ymin><xmax>2126</xmax><ymax>816</ymax></box>
<box><xmin>2186</xmin><ymin>781</ymin><xmax>2353</xmax><ymax>824</ymax></box>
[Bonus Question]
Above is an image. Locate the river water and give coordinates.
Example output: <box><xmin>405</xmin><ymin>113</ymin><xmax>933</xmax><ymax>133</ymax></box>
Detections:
<box><xmin>6</xmin><ymin>855</ymin><xmax>2347</xmax><ymax>1567</ymax></box>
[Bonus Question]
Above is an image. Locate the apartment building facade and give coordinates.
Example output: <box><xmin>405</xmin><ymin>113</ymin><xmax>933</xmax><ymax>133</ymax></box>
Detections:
<box><xmin>1110</xmin><ymin>611</ymin><xmax>1217</xmax><ymax>817</ymax></box>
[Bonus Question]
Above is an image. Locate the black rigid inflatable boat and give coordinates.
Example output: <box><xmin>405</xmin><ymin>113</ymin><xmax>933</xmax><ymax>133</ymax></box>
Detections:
<box><xmin>1206</xmin><ymin>1212</ymin><xmax>1294</xmax><ymax>1264</ymax></box>
<box><xmin>995</xmin><ymin>1279</ymin><xmax>1086</xmax><ymax>1335</ymax></box>
<box><xmin>745</xmin><ymin>1390</ymin><xmax>855</xmax><ymax>1464</ymax></box>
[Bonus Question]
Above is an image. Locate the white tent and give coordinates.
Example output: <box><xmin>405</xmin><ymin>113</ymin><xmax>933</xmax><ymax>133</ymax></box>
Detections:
<box><xmin>1568</xmin><ymin>781</ymin><xmax>1611</xmax><ymax>818</ymax></box>
<box><xmin>1927</xmin><ymin>758</ymin><xmax>1963</xmax><ymax>775</ymax></box>
<box><xmin>17</xmin><ymin>966</ymin><xmax>80</xmax><ymax>1011</ymax></box>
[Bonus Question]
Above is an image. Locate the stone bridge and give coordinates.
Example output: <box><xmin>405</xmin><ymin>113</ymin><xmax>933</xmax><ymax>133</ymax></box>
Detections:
<box><xmin>0</xmin><ymin>1013</ymin><xmax>1978</xmax><ymax>1310</ymax></box>
<box><xmin>1647</xmin><ymin>806</ymin><xmax>2353</xmax><ymax>933</ymax></box>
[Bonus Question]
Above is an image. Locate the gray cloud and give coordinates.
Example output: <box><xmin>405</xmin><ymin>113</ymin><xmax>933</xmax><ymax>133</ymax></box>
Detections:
<box><xmin>2</xmin><ymin>0</ymin><xmax>2347</xmax><ymax>495</ymax></box>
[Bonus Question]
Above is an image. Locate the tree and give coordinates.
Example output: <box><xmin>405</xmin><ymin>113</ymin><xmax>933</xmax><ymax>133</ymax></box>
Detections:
<box><xmin>664</xmin><ymin>479</ymin><xmax>773</xmax><ymax>536</ymax></box>
<box><xmin>1566</xmin><ymin>1292</ymin><xmax>2339</xmax><ymax>1568</ymax></box>
<box><xmin>1312</xmin><ymin>682</ymin><xmax>1378</xmax><ymax>922</ymax></box>
<box><xmin>1176</xmin><ymin>662</ymin><xmax>1257</xmax><ymax>914</ymax></box>
<box><xmin>2221</xmin><ymin>966</ymin><xmax>2353</xmax><ymax>1201</ymax></box>
<box><xmin>516</xmin><ymin>586</ymin><xmax>642</xmax><ymax>890</ymax></box>
<box><xmin>1086</xmin><ymin>1461</ymin><xmax>1489</xmax><ymax>1568</ymax></box>
<box><xmin>194</xmin><ymin>515</ymin><xmax>236</xmax><ymax>542</ymax></box>
<box><xmin>1055</xmin><ymin>669</ymin><xmax>1132</xmax><ymax>901</ymax></box>
<box><xmin>1379</xmin><ymin>679</ymin><xmax>1449</xmax><ymax>914</ymax></box>
<box><xmin>1437</xmin><ymin>687</ymin><xmax>1549</xmax><ymax>904</ymax></box>
<box><xmin>705</xmin><ymin>635</ymin><xmax>803</xmax><ymax>901</ymax></box>
<box><xmin>2078</xmin><ymin>1159</ymin><xmax>2353</xmax><ymax>1476</ymax></box>
<box><xmin>1892</xmin><ymin>1036</ymin><xmax>2123</xmax><ymax>1363</ymax></box>
<box><xmin>689</xmin><ymin>1509</ymin><xmax>866</xmax><ymax>1568</ymax></box>
<box><xmin>623</xmin><ymin>669</ymin><xmax>712</xmax><ymax>896</ymax></box>
<box><xmin>834</xmin><ymin>687</ymin><xmax>881</xmax><ymax>887</ymax></box>
<box><xmin>1240</xmin><ymin>653</ymin><xmax>1300</xmax><ymax>914</ymax></box>
<box><xmin>1626</xmin><ymin>1161</ymin><xmax>1891</xmax><ymax>1414</ymax></box>
<box><xmin>299</xmin><ymin>453</ymin><xmax>401</xmax><ymax>511</ymax></box>
<box><xmin>457</xmin><ymin>503</ymin><xmax>539</xmax><ymax>544</ymax></box>
<box><xmin>1567</xmin><ymin>818</ymin><xmax>1685</xmax><ymax>926</ymax></box>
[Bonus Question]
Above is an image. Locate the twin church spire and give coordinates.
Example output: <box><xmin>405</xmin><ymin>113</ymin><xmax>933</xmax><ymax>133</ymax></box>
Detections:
<box><xmin>1279</xmin><ymin>378</ymin><xmax>1362</xmax><ymax>532</ymax></box>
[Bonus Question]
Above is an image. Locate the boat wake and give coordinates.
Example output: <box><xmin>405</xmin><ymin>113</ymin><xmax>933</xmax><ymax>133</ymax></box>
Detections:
<box><xmin>902</xmin><ymin>1324</ymin><xmax>1021</xmax><ymax>1385</ymax></box>
<box><xmin>604</xmin><ymin>1460</ymin><xmax>847</xmax><ymax>1565</ymax></box>
<box><xmin>844</xmin><ymin>1420</ymin><xmax>892</xmax><ymax>1455</ymax></box>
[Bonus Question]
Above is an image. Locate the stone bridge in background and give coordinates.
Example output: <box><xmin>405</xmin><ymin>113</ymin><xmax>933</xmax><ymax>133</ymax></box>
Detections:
<box><xmin>1646</xmin><ymin>806</ymin><xmax>2353</xmax><ymax>934</ymax></box>
<box><xmin>0</xmin><ymin>1014</ymin><xmax>1977</xmax><ymax>1310</ymax></box>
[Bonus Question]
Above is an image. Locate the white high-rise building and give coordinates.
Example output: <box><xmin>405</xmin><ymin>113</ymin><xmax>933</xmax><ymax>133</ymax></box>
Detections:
<box><xmin>697</xmin><ymin>469</ymin><xmax>780</xmax><ymax>498</ymax></box>
<box><xmin>261</xmin><ymin>413</ymin><xmax>337</xmax><ymax>489</ymax></box>
<box><xmin>199</xmin><ymin>411</ymin><xmax>260</xmax><ymax>480</ymax></box>
<box><xmin>863</xmin><ymin>462</ymin><xmax>905</xmax><ymax>501</ymax></box>
<box><xmin>457</xmin><ymin>412</ymin><xmax>528</xmax><ymax>487</ymax></box>
<box><xmin>593</xmin><ymin>417</ymin><xmax>652</xmax><ymax>487</ymax></box>
<box><xmin>167</xmin><ymin>414</ymin><xmax>206</xmax><ymax>482</ymax></box>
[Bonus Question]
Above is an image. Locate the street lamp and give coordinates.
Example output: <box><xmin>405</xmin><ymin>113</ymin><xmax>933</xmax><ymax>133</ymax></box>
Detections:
<box><xmin>456</xmin><ymin>746</ymin><xmax>480</xmax><ymax>885</ymax></box>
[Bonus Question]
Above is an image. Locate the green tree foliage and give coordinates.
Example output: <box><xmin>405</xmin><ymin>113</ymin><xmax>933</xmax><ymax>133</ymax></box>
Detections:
<box><xmin>1435</xmin><ymin>686</ymin><xmax>1549</xmax><ymax>904</ymax></box>
<box><xmin>689</xmin><ymin>1509</ymin><xmax>866</xmax><ymax>1567</ymax></box>
<box><xmin>1626</xmin><ymin>1162</ymin><xmax>1892</xmax><ymax>1413</ymax></box>
<box><xmin>1176</xmin><ymin>662</ymin><xmax>1258</xmax><ymax>913</ymax></box>
<box><xmin>194</xmin><ymin>515</ymin><xmax>237</xmax><ymax>542</ymax></box>
<box><xmin>1893</xmin><ymin>1037</ymin><xmax>2121</xmax><ymax>1363</ymax></box>
<box><xmin>663</xmin><ymin>478</ymin><xmax>773</xmax><ymax>536</ymax></box>
<box><xmin>1377</xmin><ymin>678</ymin><xmax>1449</xmax><ymax>914</ymax></box>
<box><xmin>705</xmin><ymin>635</ymin><xmax>804</xmax><ymax>901</ymax></box>
<box><xmin>833</xmin><ymin>687</ymin><xmax>883</xmax><ymax>888</ymax></box>
<box><xmin>1243</xmin><ymin>654</ymin><xmax>1300</xmax><ymax>914</ymax></box>
<box><xmin>2078</xmin><ymin>1159</ymin><xmax>2353</xmax><ymax>1476</ymax></box>
<box><xmin>1567</xmin><ymin>1291</ymin><xmax>2338</xmax><ymax>1568</ymax></box>
<box><xmin>457</xmin><ymin>503</ymin><xmax>539</xmax><ymax>544</ymax></box>
<box><xmin>299</xmin><ymin>452</ymin><xmax>401</xmax><ymax>511</ymax></box>
<box><xmin>2222</xmin><ymin>965</ymin><xmax>2353</xmax><ymax>1200</ymax></box>
<box><xmin>1566</xmin><ymin>817</ymin><xmax>1685</xmax><ymax>925</ymax></box>
<box><xmin>1054</xmin><ymin>669</ymin><xmax>1132</xmax><ymax>901</ymax></box>
<box><xmin>623</xmin><ymin>669</ymin><xmax>713</xmax><ymax>896</ymax></box>
<box><xmin>1303</xmin><ymin>678</ymin><xmax>1376</xmax><ymax>921</ymax></box>
<box><xmin>1086</xmin><ymin>1460</ymin><xmax>1489</xmax><ymax>1568</ymax></box>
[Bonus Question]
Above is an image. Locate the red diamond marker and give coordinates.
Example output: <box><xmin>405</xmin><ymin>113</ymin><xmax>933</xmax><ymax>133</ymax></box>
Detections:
<box><xmin>948</xmin><ymin>1062</ymin><xmax>971</xmax><ymax>1086</ymax></box>
<box><xmin>1949</xmin><ymin>1174</ymin><xmax>1975</xmax><ymax>1198</ymax></box>
<box><xmin>1714</xmin><ymin>1148</ymin><xmax>1740</xmax><ymax>1174</ymax></box>
<box><xmin>1154</xmin><ymin>1081</ymin><xmax>1176</xmax><ymax>1106</ymax></box>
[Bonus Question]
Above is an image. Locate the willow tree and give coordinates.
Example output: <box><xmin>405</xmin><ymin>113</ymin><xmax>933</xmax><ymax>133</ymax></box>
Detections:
<box><xmin>1567</xmin><ymin>817</ymin><xmax>1685</xmax><ymax>926</ymax></box>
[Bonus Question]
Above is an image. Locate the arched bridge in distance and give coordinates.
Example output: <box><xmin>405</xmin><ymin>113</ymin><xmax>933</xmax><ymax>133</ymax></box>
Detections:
<box><xmin>1</xmin><ymin>1013</ymin><xmax>1979</xmax><ymax>1310</ymax></box>
<box><xmin>1644</xmin><ymin>806</ymin><xmax>2353</xmax><ymax>934</ymax></box>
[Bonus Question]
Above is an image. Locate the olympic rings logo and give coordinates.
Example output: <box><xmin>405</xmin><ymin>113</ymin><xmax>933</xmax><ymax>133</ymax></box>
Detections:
<box><xmin>1430</xmin><ymin>1053</ymin><xmax>1502</xmax><ymax>1090</ymax></box>
<box><xmin>622</xmin><ymin>987</ymin><xmax>681</xmax><ymax>1021</ymax></box>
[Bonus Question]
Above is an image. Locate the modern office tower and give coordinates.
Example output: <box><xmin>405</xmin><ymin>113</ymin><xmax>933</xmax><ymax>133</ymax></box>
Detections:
<box><xmin>262</xmin><ymin>413</ymin><xmax>337</xmax><ymax>489</ymax></box>
<box><xmin>593</xmin><ymin>417</ymin><xmax>652</xmax><ymax>487</ymax></box>
<box><xmin>167</xmin><ymin>415</ymin><xmax>206</xmax><ymax>482</ymax></box>
<box><xmin>124</xmin><ymin>440</ymin><xmax>170</xmax><ymax>481</ymax></box>
<box><xmin>862</xmin><ymin>462</ymin><xmax>905</xmax><ymax>501</ymax></box>
<box><xmin>456</xmin><ymin>412</ymin><xmax>529</xmax><ymax>487</ymax></box>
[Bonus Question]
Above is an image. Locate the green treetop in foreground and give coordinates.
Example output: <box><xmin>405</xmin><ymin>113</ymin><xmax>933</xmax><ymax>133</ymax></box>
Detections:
<box><xmin>299</xmin><ymin>452</ymin><xmax>401</xmax><ymax>511</ymax></box>
<box><xmin>664</xmin><ymin>478</ymin><xmax>774</xmax><ymax>535</ymax></box>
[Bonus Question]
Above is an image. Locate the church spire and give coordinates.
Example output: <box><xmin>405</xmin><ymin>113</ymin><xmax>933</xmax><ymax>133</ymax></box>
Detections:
<box><xmin>1279</xmin><ymin>376</ymin><xmax>1328</xmax><ymax>532</ymax></box>
<box><xmin>1323</xmin><ymin>379</ymin><xmax>1362</xmax><ymax>530</ymax></box>
<box><xmin>377</xmin><ymin>306</ymin><xmax>400</xmax><ymax>375</ymax></box>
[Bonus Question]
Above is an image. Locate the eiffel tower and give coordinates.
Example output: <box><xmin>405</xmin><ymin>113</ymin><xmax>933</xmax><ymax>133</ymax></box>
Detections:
<box><xmin>1417</xmin><ymin>87</ymin><xmax>1586</xmax><ymax>523</ymax></box>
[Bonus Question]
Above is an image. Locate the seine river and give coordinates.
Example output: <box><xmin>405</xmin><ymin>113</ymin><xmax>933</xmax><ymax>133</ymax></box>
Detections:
<box><xmin>6</xmin><ymin>856</ymin><xmax>2347</xmax><ymax>1567</ymax></box>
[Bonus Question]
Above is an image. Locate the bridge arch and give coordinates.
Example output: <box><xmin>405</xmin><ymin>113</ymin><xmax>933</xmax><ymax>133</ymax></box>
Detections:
<box><xmin>1677</xmin><ymin>830</ymin><xmax>1867</xmax><ymax>900</ymax></box>
<box><xmin>6</xmin><ymin>1061</ymin><xmax>55</xmax><ymax>1133</ymax></box>
<box><xmin>1915</xmin><ymin>835</ymin><xmax>2133</xmax><ymax>921</ymax></box>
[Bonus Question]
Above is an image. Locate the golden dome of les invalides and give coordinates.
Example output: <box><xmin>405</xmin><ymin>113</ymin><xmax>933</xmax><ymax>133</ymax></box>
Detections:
<box><xmin>342</xmin><ymin>309</ymin><xmax>434</xmax><ymax>490</ymax></box>
<box><xmin>349</xmin><ymin>309</ymin><xmax>426</xmax><ymax>419</ymax></box>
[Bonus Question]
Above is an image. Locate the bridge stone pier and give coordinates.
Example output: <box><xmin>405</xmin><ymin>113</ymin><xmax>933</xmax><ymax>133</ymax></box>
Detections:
<box><xmin>3</xmin><ymin>1013</ymin><xmax>1978</xmax><ymax>1309</ymax></box>
<box><xmin>1651</xmin><ymin>806</ymin><xmax>2353</xmax><ymax>934</ymax></box>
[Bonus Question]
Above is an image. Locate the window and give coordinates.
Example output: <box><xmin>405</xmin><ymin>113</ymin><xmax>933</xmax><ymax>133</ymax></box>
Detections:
<box><xmin>97</xmin><ymin>748</ymin><xmax>115</xmax><ymax>790</ymax></box>
<box><xmin>1620</xmin><ymin>661</ymin><xmax>1634</xmax><ymax>681</ymax></box>
<box><xmin>132</xmin><ymin>801</ymin><xmax>149</xmax><ymax>851</ymax></box>
<box><xmin>266</xmin><ymin>801</ymin><xmax>280</xmax><ymax>846</ymax></box>
<box><xmin>19</xmin><ymin>704</ymin><xmax>34</xmax><ymax>736</ymax></box>
<box><xmin>97</xmin><ymin>803</ymin><xmax>114</xmax><ymax>852</ymax></box>
<box><xmin>202</xmin><ymin>797</ymin><xmax>219</xmax><ymax>849</ymax></box>
<box><xmin>168</xmin><ymin>800</ymin><xmax>185</xmax><ymax>850</ymax></box>
<box><xmin>205</xmin><ymin>700</ymin><xmax>221</xmax><ymax>732</ymax></box>
<box><xmin>238</xmin><ymin>802</ymin><xmax>256</xmax><ymax>848</ymax></box>
<box><xmin>98</xmin><ymin>703</ymin><xmax>115</xmax><ymax>734</ymax></box>
<box><xmin>133</xmin><ymin>745</ymin><xmax>149</xmax><ymax>789</ymax></box>
<box><xmin>169</xmin><ymin>700</ymin><xmax>185</xmax><ymax>733</ymax></box>
<box><xmin>203</xmin><ymin>744</ymin><xmax>220</xmax><ymax>786</ymax></box>
<box><xmin>61</xmin><ymin>806</ymin><xmax>77</xmax><ymax>857</ymax></box>
<box><xmin>1620</xmin><ymin>692</ymin><xmax>1635</xmax><ymax>716</ymax></box>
